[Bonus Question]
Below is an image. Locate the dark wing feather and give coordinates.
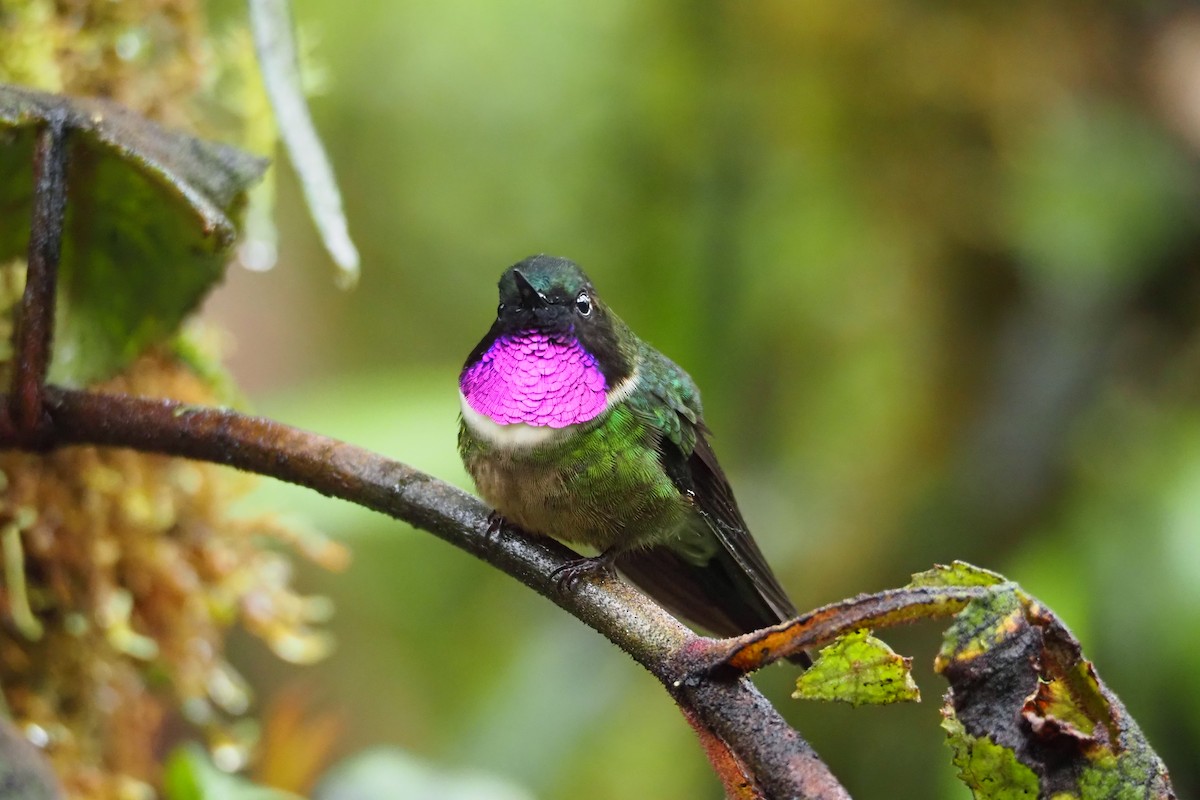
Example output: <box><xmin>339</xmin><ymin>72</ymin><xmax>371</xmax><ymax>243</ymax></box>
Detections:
<box><xmin>614</xmin><ymin>544</ymin><xmax>771</xmax><ymax>636</ymax></box>
<box><xmin>621</xmin><ymin>344</ymin><xmax>802</xmax><ymax>648</ymax></box>
<box><xmin>682</xmin><ymin>431</ymin><xmax>798</xmax><ymax>623</ymax></box>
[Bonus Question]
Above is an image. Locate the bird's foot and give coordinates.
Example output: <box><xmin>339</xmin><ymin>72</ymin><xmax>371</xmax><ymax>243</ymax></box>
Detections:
<box><xmin>550</xmin><ymin>549</ymin><xmax>617</xmax><ymax>592</ymax></box>
<box><xmin>484</xmin><ymin>510</ymin><xmax>510</xmax><ymax>540</ymax></box>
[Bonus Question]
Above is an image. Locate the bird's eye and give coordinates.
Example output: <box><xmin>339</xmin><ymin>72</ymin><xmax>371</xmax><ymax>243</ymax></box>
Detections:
<box><xmin>575</xmin><ymin>292</ymin><xmax>592</xmax><ymax>316</ymax></box>
<box><xmin>497</xmin><ymin>302</ymin><xmax>505</xmax><ymax>317</ymax></box>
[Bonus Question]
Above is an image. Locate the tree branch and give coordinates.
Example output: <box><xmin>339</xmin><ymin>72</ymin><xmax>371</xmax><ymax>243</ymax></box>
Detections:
<box><xmin>8</xmin><ymin>386</ymin><xmax>849</xmax><ymax>799</ymax></box>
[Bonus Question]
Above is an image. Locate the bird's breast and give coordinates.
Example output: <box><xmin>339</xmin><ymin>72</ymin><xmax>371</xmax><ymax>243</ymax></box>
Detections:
<box><xmin>458</xmin><ymin>400</ymin><xmax>686</xmax><ymax>552</ymax></box>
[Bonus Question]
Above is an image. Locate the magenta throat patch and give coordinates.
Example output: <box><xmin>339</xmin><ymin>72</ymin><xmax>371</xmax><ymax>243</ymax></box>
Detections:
<box><xmin>461</xmin><ymin>331</ymin><xmax>608</xmax><ymax>427</ymax></box>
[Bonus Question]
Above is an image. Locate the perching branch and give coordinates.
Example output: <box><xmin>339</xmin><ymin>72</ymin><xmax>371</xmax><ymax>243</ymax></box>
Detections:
<box><xmin>6</xmin><ymin>386</ymin><xmax>849</xmax><ymax>800</ymax></box>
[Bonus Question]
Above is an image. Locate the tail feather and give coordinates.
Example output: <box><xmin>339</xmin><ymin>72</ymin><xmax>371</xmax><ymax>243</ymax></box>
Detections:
<box><xmin>614</xmin><ymin>546</ymin><xmax>812</xmax><ymax>667</ymax></box>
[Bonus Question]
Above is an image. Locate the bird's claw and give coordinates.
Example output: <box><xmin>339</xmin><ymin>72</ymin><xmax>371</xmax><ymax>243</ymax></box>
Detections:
<box><xmin>550</xmin><ymin>551</ymin><xmax>616</xmax><ymax>593</ymax></box>
<box><xmin>484</xmin><ymin>510</ymin><xmax>508</xmax><ymax>540</ymax></box>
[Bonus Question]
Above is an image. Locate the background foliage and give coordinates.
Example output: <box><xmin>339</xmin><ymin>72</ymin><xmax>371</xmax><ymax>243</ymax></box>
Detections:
<box><xmin>198</xmin><ymin>1</ymin><xmax>1200</xmax><ymax>798</ymax></box>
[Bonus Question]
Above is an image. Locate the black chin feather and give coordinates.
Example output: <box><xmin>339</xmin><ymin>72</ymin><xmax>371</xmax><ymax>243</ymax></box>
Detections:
<box><xmin>462</xmin><ymin>318</ymin><xmax>504</xmax><ymax>374</ymax></box>
<box><xmin>573</xmin><ymin>306</ymin><xmax>632</xmax><ymax>387</ymax></box>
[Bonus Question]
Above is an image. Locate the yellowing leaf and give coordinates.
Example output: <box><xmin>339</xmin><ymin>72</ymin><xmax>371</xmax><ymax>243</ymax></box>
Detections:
<box><xmin>936</xmin><ymin>587</ymin><xmax>1024</xmax><ymax>668</ymax></box>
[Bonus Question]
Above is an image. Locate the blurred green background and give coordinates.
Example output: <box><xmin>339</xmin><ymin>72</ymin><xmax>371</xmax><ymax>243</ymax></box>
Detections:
<box><xmin>203</xmin><ymin>2</ymin><xmax>1200</xmax><ymax>798</ymax></box>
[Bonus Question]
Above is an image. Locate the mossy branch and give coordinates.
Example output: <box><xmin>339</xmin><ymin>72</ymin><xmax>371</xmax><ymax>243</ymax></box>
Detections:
<box><xmin>0</xmin><ymin>386</ymin><xmax>847</xmax><ymax>800</ymax></box>
<box><xmin>1</xmin><ymin>376</ymin><xmax>1183</xmax><ymax>799</ymax></box>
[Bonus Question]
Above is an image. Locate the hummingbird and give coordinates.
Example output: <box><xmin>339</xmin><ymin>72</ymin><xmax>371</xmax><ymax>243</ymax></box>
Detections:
<box><xmin>458</xmin><ymin>255</ymin><xmax>805</xmax><ymax>658</ymax></box>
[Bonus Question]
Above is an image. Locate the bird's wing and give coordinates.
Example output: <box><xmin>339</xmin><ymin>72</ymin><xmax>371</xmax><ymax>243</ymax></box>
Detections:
<box><xmin>622</xmin><ymin>345</ymin><xmax>797</xmax><ymax>634</ymax></box>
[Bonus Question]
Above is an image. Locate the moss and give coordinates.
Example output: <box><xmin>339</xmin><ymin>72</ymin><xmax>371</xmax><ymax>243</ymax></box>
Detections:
<box><xmin>0</xmin><ymin>0</ymin><xmax>272</xmax><ymax>151</ymax></box>
<box><xmin>0</xmin><ymin>4</ymin><xmax>315</xmax><ymax>796</ymax></box>
<box><xmin>0</xmin><ymin>349</ymin><xmax>345</xmax><ymax>798</ymax></box>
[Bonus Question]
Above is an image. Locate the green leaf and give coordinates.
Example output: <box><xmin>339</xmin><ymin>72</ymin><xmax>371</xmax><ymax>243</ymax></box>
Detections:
<box><xmin>908</xmin><ymin>561</ymin><xmax>1009</xmax><ymax>590</ymax></box>
<box><xmin>792</xmin><ymin>629</ymin><xmax>919</xmax><ymax>706</ymax></box>
<box><xmin>941</xmin><ymin>715</ymin><xmax>1039</xmax><ymax>799</ymax></box>
<box><xmin>1076</xmin><ymin>751</ymin><xmax>1175</xmax><ymax>800</ymax></box>
<box><xmin>163</xmin><ymin>745</ymin><xmax>304</xmax><ymax>800</ymax></box>
<box><xmin>0</xmin><ymin>84</ymin><xmax>267</xmax><ymax>384</ymax></box>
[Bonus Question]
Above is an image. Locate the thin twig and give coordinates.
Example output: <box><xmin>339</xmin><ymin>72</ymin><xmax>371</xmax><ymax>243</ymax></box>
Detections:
<box><xmin>10</xmin><ymin>113</ymin><xmax>69</xmax><ymax>445</ymax></box>
<box><xmin>694</xmin><ymin>585</ymin><xmax>993</xmax><ymax>678</ymax></box>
